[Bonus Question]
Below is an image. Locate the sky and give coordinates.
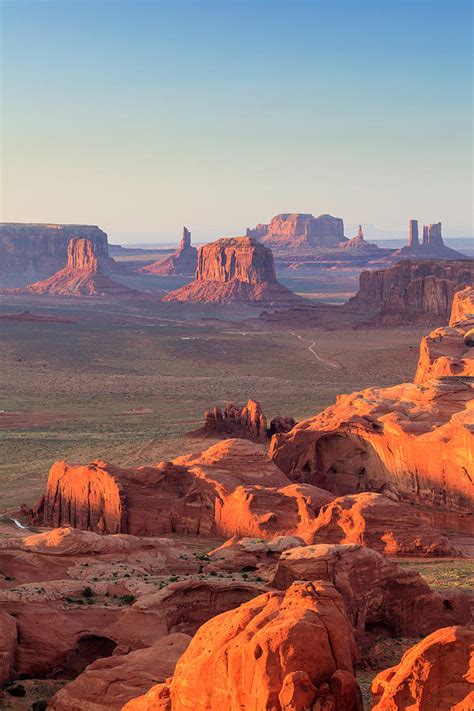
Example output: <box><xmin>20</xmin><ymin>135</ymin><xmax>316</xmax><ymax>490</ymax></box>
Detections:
<box><xmin>1</xmin><ymin>0</ymin><xmax>472</xmax><ymax>244</ymax></box>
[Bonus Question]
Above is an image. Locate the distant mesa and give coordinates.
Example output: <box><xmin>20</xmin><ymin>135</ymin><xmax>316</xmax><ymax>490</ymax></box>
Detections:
<box><xmin>0</xmin><ymin>222</ymin><xmax>110</xmax><ymax>278</ymax></box>
<box><xmin>246</xmin><ymin>212</ymin><xmax>347</xmax><ymax>250</ymax></box>
<box><xmin>0</xmin><ymin>310</ymin><xmax>76</xmax><ymax>323</ymax></box>
<box><xmin>349</xmin><ymin>258</ymin><xmax>474</xmax><ymax>325</ymax></box>
<box><xmin>15</xmin><ymin>238</ymin><xmax>136</xmax><ymax>297</ymax></box>
<box><xmin>391</xmin><ymin>219</ymin><xmax>466</xmax><ymax>260</ymax></box>
<box><xmin>162</xmin><ymin>236</ymin><xmax>303</xmax><ymax>304</ymax></box>
<box><xmin>138</xmin><ymin>226</ymin><xmax>198</xmax><ymax>276</ymax></box>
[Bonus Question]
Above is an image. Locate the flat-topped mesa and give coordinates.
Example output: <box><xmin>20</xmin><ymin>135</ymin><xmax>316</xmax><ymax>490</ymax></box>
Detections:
<box><xmin>392</xmin><ymin>220</ymin><xmax>465</xmax><ymax>260</ymax></box>
<box><xmin>163</xmin><ymin>237</ymin><xmax>302</xmax><ymax>304</ymax></box>
<box><xmin>349</xmin><ymin>259</ymin><xmax>474</xmax><ymax>325</ymax></box>
<box><xmin>19</xmin><ymin>238</ymin><xmax>135</xmax><ymax>297</ymax></box>
<box><xmin>0</xmin><ymin>222</ymin><xmax>109</xmax><ymax>277</ymax></box>
<box><xmin>139</xmin><ymin>226</ymin><xmax>198</xmax><ymax>276</ymax></box>
<box><xmin>246</xmin><ymin>212</ymin><xmax>347</xmax><ymax>250</ymax></box>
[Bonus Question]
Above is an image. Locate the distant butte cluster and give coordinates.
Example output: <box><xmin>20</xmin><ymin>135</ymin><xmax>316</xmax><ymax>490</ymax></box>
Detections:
<box><xmin>392</xmin><ymin>219</ymin><xmax>464</xmax><ymax>260</ymax></box>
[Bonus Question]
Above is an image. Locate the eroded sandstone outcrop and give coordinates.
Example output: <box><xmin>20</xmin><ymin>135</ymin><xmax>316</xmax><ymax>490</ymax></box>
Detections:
<box><xmin>415</xmin><ymin>288</ymin><xmax>474</xmax><ymax>383</ymax></box>
<box><xmin>124</xmin><ymin>581</ymin><xmax>362</xmax><ymax>711</ymax></box>
<box><xmin>371</xmin><ymin>625</ymin><xmax>474</xmax><ymax>710</ymax></box>
<box><xmin>18</xmin><ymin>238</ymin><xmax>135</xmax><ymax>297</ymax></box>
<box><xmin>270</xmin><ymin>377</ymin><xmax>474</xmax><ymax>516</ymax></box>
<box><xmin>48</xmin><ymin>633</ymin><xmax>191</xmax><ymax>711</ymax></box>
<box><xmin>247</xmin><ymin>213</ymin><xmax>347</xmax><ymax>249</ymax></box>
<box><xmin>162</xmin><ymin>237</ymin><xmax>303</xmax><ymax>304</ymax></box>
<box><xmin>349</xmin><ymin>259</ymin><xmax>474</xmax><ymax>325</ymax></box>
<box><xmin>391</xmin><ymin>220</ymin><xmax>466</xmax><ymax>261</ymax></box>
<box><xmin>0</xmin><ymin>222</ymin><xmax>109</xmax><ymax>277</ymax></box>
<box><xmin>139</xmin><ymin>227</ymin><xmax>197</xmax><ymax>276</ymax></box>
<box><xmin>38</xmin><ymin>439</ymin><xmax>334</xmax><ymax>540</ymax></box>
<box><xmin>193</xmin><ymin>399</ymin><xmax>295</xmax><ymax>442</ymax></box>
<box><xmin>271</xmin><ymin>544</ymin><xmax>471</xmax><ymax>641</ymax></box>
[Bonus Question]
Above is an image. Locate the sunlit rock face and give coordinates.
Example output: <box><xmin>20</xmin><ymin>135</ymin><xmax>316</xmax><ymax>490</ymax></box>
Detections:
<box><xmin>139</xmin><ymin>226</ymin><xmax>197</xmax><ymax>276</ymax></box>
<box><xmin>162</xmin><ymin>237</ymin><xmax>303</xmax><ymax>304</ymax></box>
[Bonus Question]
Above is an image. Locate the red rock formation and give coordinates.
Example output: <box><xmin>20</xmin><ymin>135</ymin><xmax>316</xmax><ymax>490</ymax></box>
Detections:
<box><xmin>349</xmin><ymin>259</ymin><xmax>474</xmax><ymax>324</ymax></box>
<box><xmin>0</xmin><ymin>611</ymin><xmax>17</xmax><ymax>683</ymax></box>
<box><xmin>391</xmin><ymin>220</ymin><xmax>466</xmax><ymax>261</ymax></box>
<box><xmin>19</xmin><ymin>238</ymin><xmax>135</xmax><ymax>297</ymax></box>
<box><xmin>139</xmin><ymin>227</ymin><xmax>197</xmax><ymax>276</ymax></box>
<box><xmin>415</xmin><ymin>297</ymin><xmax>474</xmax><ymax>383</ymax></box>
<box><xmin>247</xmin><ymin>213</ymin><xmax>347</xmax><ymax>249</ymax></box>
<box><xmin>127</xmin><ymin>581</ymin><xmax>362</xmax><ymax>711</ymax></box>
<box><xmin>271</xmin><ymin>544</ymin><xmax>471</xmax><ymax>640</ymax></box>
<box><xmin>450</xmin><ymin>285</ymin><xmax>474</xmax><ymax>325</ymax></box>
<box><xmin>371</xmin><ymin>626</ymin><xmax>474</xmax><ymax>710</ymax></box>
<box><xmin>38</xmin><ymin>439</ymin><xmax>334</xmax><ymax>540</ymax></box>
<box><xmin>0</xmin><ymin>222</ymin><xmax>109</xmax><ymax>277</ymax></box>
<box><xmin>341</xmin><ymin>225</ymin><xmax>380</xmax><ymax>255</ymax></box>
<box><xmin>193</xmin><ymin>398</ymin><xmax>295</xmax><ymax>442</ymax></box>
<box><xmin>311</xmin><ymin>492</ymin><xmax>457</xmax><ymax>556</ymax></box>
<box><xmin>270</xmin><ymin>376</ymin><xmax>474</xmax><ymax>515</ymax></box>
<box><xmin>48</xmin><ymin>633</ymin><xmax>191</xmax><ymax>711</ymax></box>
<box><xmin>162</xmin><ymin>237</ymin><xmax>303</xmax><ymax>304</ymax></box>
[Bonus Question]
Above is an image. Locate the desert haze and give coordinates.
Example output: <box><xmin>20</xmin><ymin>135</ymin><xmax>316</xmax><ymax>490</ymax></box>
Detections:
<box><xmin>0</xmin><ymin>1</ymin><xmax>472</xmax><ymax>710</ymax></box>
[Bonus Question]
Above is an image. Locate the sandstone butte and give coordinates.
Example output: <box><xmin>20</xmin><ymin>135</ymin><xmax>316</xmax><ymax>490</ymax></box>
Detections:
<box><xmin>269</xmin><ymin>290</ymin><xmax>474</xmax><ymax>518</ymax></box>
<box><xmin>191</xmin><ymin>398</ymin><xmax>295</xmax><ymax>442</ymax></box>
<box><xmin>0</xmin><ymin>222</ymin><xmax>109</xmax><ymax>276</ymax></box>
<box><xmin>371</xmin><ymin>625</ymin><xmax>474</xmax><ymax>711</ymax></box>
<box><xmin>348</xmin><ymin>258</ymin><xmax>474</xmax><ymax>325</ymax></box>
<box><xmin>123</xmin><ymin>581</ymin><xmax>364</xmax><ymax>711</ymax></box>
<box><xmin>162</xmin><ymin>236</ymin><xmax>303</xmax><ymax>304</ymax></box>
<box><xmin>138</xmin><ymin>227</ymin><xmax>197</xmax><ymax>276</ymax></box>
<box><xmin>246</xmin><ymin>212</ymin><xmax>347</xmax><ymax>249</ymax></box>
<box><xmin>16</xmin><ymin>238</ymin><xmax>137</xmax><ymax>297</ymax></box>
<box><xmin>415</xmin><ymin>286</ymin><xmax>474</xmax><ymax>382</ymax></box>
<box><xmin>390</xmin><ymin>220</ymin><xmax>466</xmax><ymax>262</ymax></box>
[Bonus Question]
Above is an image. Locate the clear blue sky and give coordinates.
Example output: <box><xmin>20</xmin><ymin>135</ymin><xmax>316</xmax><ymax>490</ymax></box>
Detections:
<box><xmin>1</xmin><ymin>0</ymin><xmax>472</xmax><ymax>243</ymax></box>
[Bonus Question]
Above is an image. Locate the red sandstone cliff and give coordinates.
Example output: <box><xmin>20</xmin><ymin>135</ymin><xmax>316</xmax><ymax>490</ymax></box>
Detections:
<box><xmin>0</xmin><ymin>223</ymin><xmax>110</xmax><ymax>278</ymax></box>
<box><xmin>247</xmin><ymin>212</ymin><xmax>347</xmax><ymax>250</ymax></box>
<box><xmin>139</xmin><ymin>227</ymin><xmax>197</xmax><ymax>276</ymax></box>
<box><xmin>349</xmin><ymin>259</ymin><xmax>474</xmax><ymax>324</ymax></box>
<box><xmin>18</xmin><ymin>239</ymin><xmax>135</xmax><ymax>297</ymax></box>
<box><xmin>163</xmin><ymin>237</ymin><xmax>302</xmax><ymax>304</ymax></box>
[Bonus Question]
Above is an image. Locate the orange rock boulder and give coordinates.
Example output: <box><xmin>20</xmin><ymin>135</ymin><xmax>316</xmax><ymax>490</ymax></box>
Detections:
<box><xmin>450</xmin><ymin>285</ymin><xmax>474</xmax><ymax>325</ymax></box>
<box><xmin>130</xmin><ymin>581</ymin><xmax>362</xmax><ymax>711</ymax></box>
<box><xmin>371</xmin><ymin>626</ymin><xmax>474</xmax><ymax>710</ymax></box>
<box><xmin>162</xmin><ymin>237</ymin><xmax>302</xmax><ymax>304</ymax></box>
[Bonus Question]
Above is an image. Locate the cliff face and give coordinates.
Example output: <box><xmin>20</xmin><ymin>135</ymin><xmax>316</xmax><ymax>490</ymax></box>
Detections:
<box><xmin>139</xmin><ymin>227</ymin><xmax>197</xmax><ymax>276</ymax></box>
<box><xmin>0</xmin><ymin>223</ymin><xmax>109</xmax><ymax>277</ymax></box>
<box><xmin>349</xmin><ymin>259</ymin><xmax>474</xmax><ymax>324</ymax></box>
<box><xmin>20</xmin><ymin>238</ymin><xmax>134</xmax><ymax>297</ymax></box>
<box><xmin>247</xmin><ymin>213</ymin><xmax>346</xmax><ymax>250</ymax></box>
<box><xmin>163</xmin><ymin>237</ymin><xmax>302</xmax><ymax>304</ymax></box>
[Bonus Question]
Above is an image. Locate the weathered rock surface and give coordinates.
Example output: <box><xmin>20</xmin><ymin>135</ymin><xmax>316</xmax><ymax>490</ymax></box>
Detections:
<box><xmin>349</xmin><ymin>259</ymin><xmax>474</xmax><ymax>325</ymax></box>
<box><xmin>311</xmin><ymin>492</ymin><xmax>457</xmax><ymax>556</ymax></box>
<box><xmin>127</xmin><ymin>581</ymin><xmax>362</xmax><ymax>711</ymax></box>
<box><xmin>0</xmin><ymin>611</ymin><xmax>17</xmax><ymax>683</ymax></box>
<box><xmin>204</xmin><ymin>535</ymin><xmax>306</xmax><ymax>579</ymax></box>
<box><xmin>271</xmin><ymin>544</ymin><xmax>471</xmax><ymax>640</ymax></box>
<box><xmin>139</xmin><ymin>227</ymin><xmax>197</xmax><ymax>276</ymax></box>
<box><xmin>371</xmin><ymin>625</ymin><xmax>474</xmax><ymax>710</ymax></box>
<box><xmin>340</xmin><ymin>225</ymin><xmax>381</xmax><ymax>256</ymax></box>
<box><xmin>0</xmin><ymin>222</ymin><xmax>109</xmax><ymax>276</ymax></box>
<box><xmin>38</xmin><ymin>439</ymin><xmax>335</xmax><ymax>541</ymax></box>
<box><xmin>247</xmin><ymin>213</ymin><xmax>347</xmax><ymax>249</ymax></box>
<box><xmin>391</xmin><ymin>220</ymin><xmax>466</xmax><ymax>261</ymax></box>
<box><xmin>48</xmin><ymin>633</ymin><xmax>190</xmax><ymax>711</ymax></box>
<box><xmin>193</xmin><ymin>398</ymin><xmax>295</xmax><ymax>442</ymax></box>
<box><xmin>270</xmin><ymin>376</ymin><xmax>474</xmax><ymax>515</ymax></box>
<box><xmin>415</xmin><ymin>287</ymin><xmax>474</xmax><ymax>384</ymax></box>
<box><xmin>17</xmin><ymin>238</ymin><xmax>135</xmax><ymax>297</ymax></box>
<box><xmin>163</xmin><ymin>237</ymin><xmax>303</xmax><ymax>304</ymax></box>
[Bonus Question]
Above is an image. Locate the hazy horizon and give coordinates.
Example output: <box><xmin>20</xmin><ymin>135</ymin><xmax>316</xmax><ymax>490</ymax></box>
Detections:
<box><xmin>1</xmin><ymin>0</ymin><xmax>472</xmax><ymax>242</ymax></box>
